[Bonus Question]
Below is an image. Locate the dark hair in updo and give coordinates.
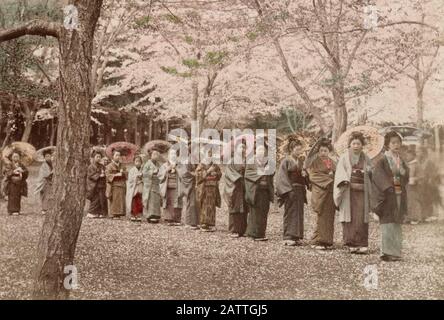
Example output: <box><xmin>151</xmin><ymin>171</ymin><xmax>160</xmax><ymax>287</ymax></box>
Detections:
<box><xmin>384</xmin><ymin>131</ymin><xmax>402</xmax><ymax>147</ymax></box>
<box><xmin>287</xmin><ymin>139</ymin><xmax>303</xmax><ymax>153</ymax></box>
<box><xmin>43</xmin><ymin>149</ymin><xmax>53</xmax><ymax>157</ymax></box>
<box><xmin>317</xmin><ymin>138</ymin><xmax>333</xmax><ymax>152</ymax></box>
<box><xmin>348</xmin><ymin>132</ymin><xmax>366</xmax><ymax>146</ymax></box>
<box><xmin>91</xmin><ymin>150</ymin><xmax>102</xmax><ymax>158</ymax></box>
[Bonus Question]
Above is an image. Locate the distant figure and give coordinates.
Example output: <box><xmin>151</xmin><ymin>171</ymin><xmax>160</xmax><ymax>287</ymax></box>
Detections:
<box><xmin>245</xmin><ymin>145</ymin><xmax>274</xmax><ymax>241</ymax></box>
<box><xmin>416</xmin><ymin>146</ymin><xmax>440</xmax><ymax>222</ymax></box>
<box><xmin>276</xmin><ymin>139</ymin><xmax>309</xmax><ymax>246</ymax></box>
<box><xmin>223</xmin><ymin>143</ymin><xmax>249</xmax><ymax>238</ymax></box>
<box><xmin>307</xmin><ymin>139</ymin><xmax>337</xmax><ymax>250</ymax></box>
<box><xmin>142</xmin><ymin>149</ymin><xmax>162</xmax><ymax>223</ymax></box>
<box><xmin>195</xmin><ymin>152</ymin><xmax>222</xmax><ymax>232</ymax></box>
<box><xmin>105</xmin><ymin>150</ymin><xmax>127</xmax><ymax>219</ymax></box>
<box><xmin>86</xmin><ymin>151</ymin><xmax>107</xmax><ymax>219</ymax></box>
<box><xmin>159</xmin><ymin>149</ymin><xmax>183</xmax><ymax>226</ymax></box>
<box><xmin>372</xmin><ymin>131</ymin><xmax>409</xmax><ymax>262</ymax></box>
<box><xmin>126</xmin><ymin>155</ymin><xmax>144</xmax><ymax>222</ymax></box>
<box><xmin>404</xmin><ymin>149</ymin><xmax>421</xmax><ymax>224</ymax></box>
<box><xmin>2</xmin><ymin>151</ymin><xmax>28</xmax><ymax>216</ymax></box>
<box><xmin>334</xmin><ymin>132</ymin><xmax>372</xmax><ymax>255</ymax></box>
<box><xmin>35</xmin><ymin>149</ymin><xmax>54</xmax><ymax>215</ymax></box>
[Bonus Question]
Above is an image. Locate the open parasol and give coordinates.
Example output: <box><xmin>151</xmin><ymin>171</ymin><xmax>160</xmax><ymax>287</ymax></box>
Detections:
<box><xmin>334</xmin><ymin>125</ymin><xmax>384</xmax><ymax>160</ymax></box>
<box><xmin>35</xmin><ymin>146</ymin><xmax>56</xmax><ymax>162</ymax></box>
<box><xmin>105</xmin><ymin>141</ymin><xmax>140</xmax><ymax>164</ymax></box>
<box><xmin>2</xmin><ymin>142</ymin><xmax>37</xmax><ymax>166</ymax></box>
<box><xmin>142</xmin><ymin>140</ymin><xmax>172</xmax><ymax>155</ymax></box>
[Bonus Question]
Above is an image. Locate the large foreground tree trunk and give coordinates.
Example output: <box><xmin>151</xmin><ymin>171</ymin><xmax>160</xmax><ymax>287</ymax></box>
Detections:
<box><xmin>331</xmin><ymin>81</ymin><xmax>347</xmax><ymax>143</ymax></box>
<box><xmin>32</xmin><ymin>1</ymin><xmax>103</xmax><ymax>300</ymax></box>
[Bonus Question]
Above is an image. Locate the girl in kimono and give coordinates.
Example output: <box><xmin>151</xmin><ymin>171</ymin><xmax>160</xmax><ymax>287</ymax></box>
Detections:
<box><xmin>105</xmin><ymin>150</ymin><xmax>127</xmax><ymax>219</ymax></box>
<box><xmin>333</xmin><ymin>132</ymin><xmax>372</xmax><ymax>254</ymax></box>
<box><xmin>126</xmin><ymin>155</ymin><xmax>144</xmax><ymax>222</ymax></box>
<box><xmin>276</xmin><ymin>140</ymin><xmax>309</xmax><ymax>246</ymax></box>
<box><xmin>86</xmin><ymin>151</ymin><xmax>107</xmax><ymax>218</ymax></box>
<box><xmin>35</xmin><ymin>150</ymin><xmax>54</xmax><ymax>215</ymax></box>
<box><xmin>195</xmin><ymin>152</ymin><xmax>222</xmax><ymax>232</ymax></box>
<box><xmin>142</xmin><ymin>149</ymin><xmax>162</xmax><ymax>223</ymax></box>
<box><xmin>372</xmin><ymin>131</ymin><xmax>409</xmax><ymax>262</ymax></box>
<box><xmin>223</xmin><ymin>143</ymin><xmax>248</xmax><ymax>238</ymax></box>
<box><xmin>245</xmin><ymin>145</ymin><xmax>274</xmax><ymax>241</ymax></box>
<box><xmin>404</xmin><ymin>149</ymin><xmax>421</xmax><ymax>224</ymax></box>
<box><xmin>3</xmin><ymin>151</ymin><xmax>28</xmax><ymax>216</ymax></box>
<box><xmin>307</xmin><ymin>139</ymin><xmax>336</xmax><ymax>250</ymax></box>
<box><xmin>159</xmin><ymin>149</ymin><xmax>183</xmax><ymax>226</ymax></box>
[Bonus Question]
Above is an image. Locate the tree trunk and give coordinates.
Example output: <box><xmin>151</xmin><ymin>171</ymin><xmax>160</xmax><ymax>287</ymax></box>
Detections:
<box><xmin>32</xmin><ymin>0</ymin><xmax>103</xmax><ymax>300</ymax></box>
<box><xmin>416</xmin><ymin>84</ymin><xmax>424</xmax><ymax>129</ymax></box>
<box><xmin>331</xmin><ymin>81</ymin><xmax>347</xmax><ymax>143</ymax></box>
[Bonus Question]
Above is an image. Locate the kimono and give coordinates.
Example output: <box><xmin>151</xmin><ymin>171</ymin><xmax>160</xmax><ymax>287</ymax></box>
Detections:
<box><xmin>86</xmin><ymin>162</ymin><xmax>107</xmax><ymax>216</ymax></box>
<box><xmin>105</xmin><ymin>160</ymin><xmax>127</xmax><ymax>217</ymax></box>
<box><xmin>307</xmin><ymin>156</ymin><xmax>336</xmax><ymax>246</ymax></box>
<box><xmin>34</xmin><ymin>160</ymin><xmax>54</xmax><ymax>212</ymax></box>
<box><xmin>417</xmin><ymin>156</ymin><xmax>440</xmax><ymax>220</ymax></box>
<box><xmin>244</xmin><ymin>161</ymin><xmax>274</xmax><ymax>239</ymax></box>
<box><xmin>2</xmin><ymin>162</ymin><xmax>28</xmax><ymax>214</ymax></box>
<box><xmin>178</xmin><ymin>163</ymin><xmax>199</xmax><ymax>227</ymax></box>
<box><xmin>223</xmin><ymin>162</ymin><xmax>248</xmax><ymax>236</ymax></box>
<box><xmin>405</xmin><ymin>159</ymin><xmax>421</xmax><ymax>222</ymax></box>
<box><xmin>276</xmin><ymin>156</ymin><xmax>309</xmax><ymax>241</ymax></box>
<box><xmin>159</xmin><ymin>162</ymin><xmax>183</xmax><ymax>223</ymax></box>
<box><xmin>333</xmin><ymin>150</ymin><xmax>372</xmax><ymax>248</ymax></box>
<box><xmin>371</xmin><ymin>151</ymin><xmax>409</xmax><ymax>258</ymax></box>
<box><xmin>142</xmin><ymin>159</ymin><xmax>162</xmax><ymax>221</ymax></box>
<box><xmin>195</xmin><ymin>163</ymin><xmax>222</xmax><ymax>227</ymax></box>
<box><xmin>126</xmin><ymin>166</ymin><xmax>144</xmax><ymax>218</ymax></box>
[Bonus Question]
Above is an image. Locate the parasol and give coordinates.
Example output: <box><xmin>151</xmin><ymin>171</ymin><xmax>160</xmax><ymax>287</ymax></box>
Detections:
<box><xmin>143</xmin><ymin>140</ymin><xmax>172</xmax><ymax>155</ymax></box>
<box><xmin>105</xmin><ymin>141</ymin><xmax>140</xmax><ymax>164</ymax></box>
<box><xmin>35</xmin><ymin>146</ymin><xmax>56</xmax><ymax>162</ymax></box>
<box><xmin>2</xmin><ymin>142</ymin><xmax>37</xmax><ymax>166</ymax></box>
<box><xmin>334</xmin><ymin>125</ymin><xmax>384</xmax><ymax>160</ymax></box>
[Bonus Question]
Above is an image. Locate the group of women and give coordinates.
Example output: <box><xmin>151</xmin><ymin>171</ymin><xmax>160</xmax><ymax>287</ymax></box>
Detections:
<box><xmin>2</xmin><ymin>129</ymin><xmax>435</xmax><ymax>262</ymax></box>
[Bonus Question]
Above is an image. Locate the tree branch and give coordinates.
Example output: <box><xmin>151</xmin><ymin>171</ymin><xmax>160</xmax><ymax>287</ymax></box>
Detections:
<box><xmin>0</xmin><ymin>19</ymin><xmax>60</xmax><ymax>42</ymax></box>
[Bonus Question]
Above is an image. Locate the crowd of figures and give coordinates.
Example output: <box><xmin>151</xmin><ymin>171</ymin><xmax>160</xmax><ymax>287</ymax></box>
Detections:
<box><xmin>1</xmin><ymin>130</ymin><xmax>441</xmax><ymax>262</ymax></box>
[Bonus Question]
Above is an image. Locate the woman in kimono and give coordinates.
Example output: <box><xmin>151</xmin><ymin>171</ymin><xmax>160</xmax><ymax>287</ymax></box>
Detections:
<box><xmin>178</xmin><ymin>161</ymin><xmax>199</xmax><ymax>230</ymax></box>
<box><xmin>276</xmin><ymin>140</ymin><xmax>309</xmax><ymax>246</ymax></box>
<box><xmin>126</xmin><ymin>155</ymin><xmax>144</xmax><ymax>222</ymax></box>
<box><xmin>371</xmin><ymin>131</ymin><xmax>409</xmax><ymax>261</ymax></box>
<box><xmin>3</xmin><ymin>151</ymin><xmax>28</xmax><ymax>216</ymax></box>
<box><xmin>245</xmin><ymin>145</ymin><xmax>274</xmax><ymax>241</ymax></box>
<box><xmin>223</xmin><ymin>143</ymin><xmax>248</xmax><ymax>238</ymax></box>
<box><xmin>404</xmin><ymin>149</ymin><xmax>421</xmax><ymax>224</ymax></box>
<box><xmin>195</xmin><ymin>152</ymin><xmax>222</xmax><ymax>232</ymax></box>
<box><xmin>333</xmin><ymin>132</ymin><xmax>372</xmax><ymax>254</ymax></box>
<box><xmin>34</xmin><ymin>149</ymin><xmax>54</xmax><ymax>215</ymax></box>
<box><xmin>307</xmin><ymin>139</ymin><xmax>336</xmax><ymax>250</ymax></box>
<box><xmin>142</xmin><ymin>149</ymin><xmax>162</xmax><ymax>223</ymax></box>
<box><xmin>105</xmin><ymin>150</ymin><xmax>127</xmax><ymax>219</ymax></box>
<box><xmin>159</xmin><ymin>149</ymin><xmax>183</xmax><ymax>226</ymax></box>
<box><xmin>416</xmin><ymin>146</ymin><xmax>440</xmax><ymax>222</ymax></box>
<box><xmin>86</xmin><ymin>151</ymin><xmax>107</xmax><ymax>218</ymax></box>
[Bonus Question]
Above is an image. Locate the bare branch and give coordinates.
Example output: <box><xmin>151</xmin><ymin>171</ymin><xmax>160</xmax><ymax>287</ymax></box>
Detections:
<box><xmin>0</xmin><ymin>19</ymin><xmax>60</xmax><ymax>42</ymax></box>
